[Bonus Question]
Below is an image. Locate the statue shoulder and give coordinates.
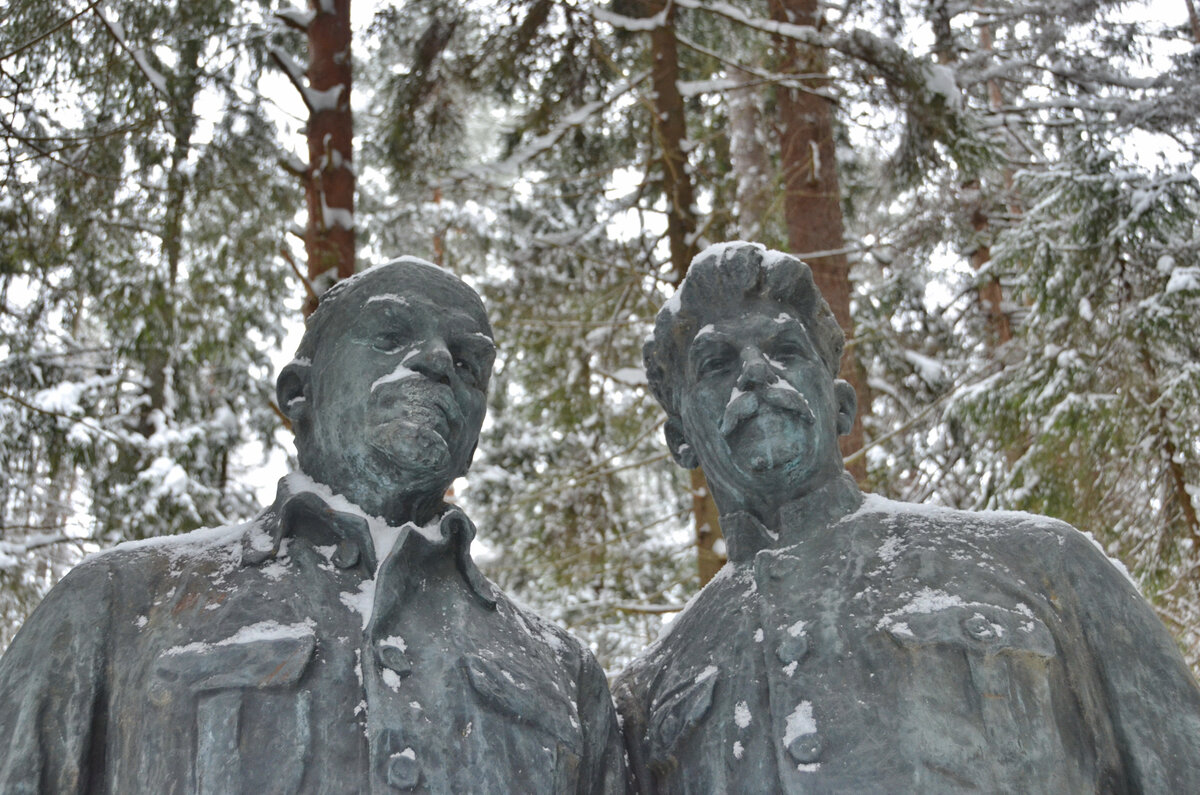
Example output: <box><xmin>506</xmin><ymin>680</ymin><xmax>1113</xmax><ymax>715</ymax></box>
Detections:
<box><xmin>853</xmin><ymin>493</ymin><xmax>1079</xmax><ymax>552</ymax></box>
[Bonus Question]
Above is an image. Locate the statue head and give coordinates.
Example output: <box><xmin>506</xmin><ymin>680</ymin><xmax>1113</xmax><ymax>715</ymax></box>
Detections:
<box><xmin>277</xmin><ymin>257</ymin><xmax>495</xmax><ymax>525</ymax></box>
<box><xmin>644</xmin><ymin>243</ymin><xmax>856</xmax><ymax>522</ymax></box>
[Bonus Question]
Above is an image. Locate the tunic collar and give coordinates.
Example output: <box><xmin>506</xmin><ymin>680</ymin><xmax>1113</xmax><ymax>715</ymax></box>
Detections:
<box><xmin>242</xmin><ymin>475</ymin><xmax>496</xmax><ymax>608</ymax></box>
<box><xmin>720</xmin><ymin>472</ymin><xmax>864</xmax><ymax>563</ymax></box>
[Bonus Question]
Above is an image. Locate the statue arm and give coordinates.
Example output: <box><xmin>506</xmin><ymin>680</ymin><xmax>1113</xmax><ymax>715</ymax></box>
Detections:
<box><xmin>576</xmin><ymin>648</ymin><xmax>628</xmax><ymax>795</ymax></box>
<box><xmin>1063</xmin><ymin>530</ymin><xmax>1200</xmax><ymax>789</ymax></box>
<box><xmin>0</xmin><ymin>556</ymin><xmax>113</xmax><ymax>794</ymax></box>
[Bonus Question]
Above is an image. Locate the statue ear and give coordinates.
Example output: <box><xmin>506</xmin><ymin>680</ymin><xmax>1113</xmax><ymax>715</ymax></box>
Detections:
<box><xmin>834</xmin><ymin>379</ymin><xmax>857</xmax><ymax>436</ymax></box>
<box><xmin>664</xmin><ymin>417</ymin><xmax>700</xmax><ymax>469</ymax></box>
<box><xmin>277</xmin><ymin>361</ymin><xmax>311</xmax><ymax>424</ymax></box>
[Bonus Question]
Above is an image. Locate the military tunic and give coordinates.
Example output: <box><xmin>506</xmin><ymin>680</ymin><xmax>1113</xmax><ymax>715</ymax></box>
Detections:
<box><xmin>615</xmin><ymin>475</ymin><xmax>1200</xmax><ymax>793</ymax></box>
<box><xmin>0</xmin><ymin>477</ymin><xmax>625</xmax><ymax>794</ymax></box>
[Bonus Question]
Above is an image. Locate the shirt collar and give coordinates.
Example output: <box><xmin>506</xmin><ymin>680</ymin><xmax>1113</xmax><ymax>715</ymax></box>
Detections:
<box><xmin>720</xmin><ymin>472</ymin><xmax>864</xmax><ymax>563</ymax></box>
<box><xmin>243</xmin><ymin>475</ymin><xmax>496</xmax><ymax>609</ymax></box>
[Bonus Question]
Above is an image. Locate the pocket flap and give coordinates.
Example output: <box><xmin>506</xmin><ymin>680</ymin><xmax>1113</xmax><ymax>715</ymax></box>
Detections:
<box><xmin>155</xmin><ymin>621</ymin><xmax>316</xmax><ymax>691</ymax></box>
<box><xmin>462</xmin><ymin>653</ymin><xmax>581</xmax><ymax>752</ymax></box>
<box><xmin>886</xmin><ymin>603</ymin><xmax>1055</xmax><ymax>658</ymax></box>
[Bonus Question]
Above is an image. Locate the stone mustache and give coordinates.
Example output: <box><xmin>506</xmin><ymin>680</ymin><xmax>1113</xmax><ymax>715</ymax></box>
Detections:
<box><xmin>614</xmin><ymin>242</ymin><xmax>1200</xmax><ymax>793</ymax></box>
<box><xmin>0</xmin><ymin>258</ymin><xmax>625</xmax><ymax>794</ymax></box>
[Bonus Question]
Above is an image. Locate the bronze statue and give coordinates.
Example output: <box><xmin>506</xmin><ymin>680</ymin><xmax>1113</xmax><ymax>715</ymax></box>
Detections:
<box><xmin>0</xmin><ymin>258</ymin><xmax>625</xmax><ymax>793</ymax></box>
<box><xmin>615</xmin><ymin>242</ymin><xmax>1200</xmax><ymax>793</ymax></box>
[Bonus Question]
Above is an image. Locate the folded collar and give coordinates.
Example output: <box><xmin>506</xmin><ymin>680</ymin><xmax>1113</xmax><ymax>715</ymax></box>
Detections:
<box><xmin>243</xmin><ymin>475</ymin><xmax>496</xmax><ymax>609</ymax></box>
<box><xmin>720</xmin><ymin>472</ymin><xmax>864</xmax><ymax>563</ymax></box>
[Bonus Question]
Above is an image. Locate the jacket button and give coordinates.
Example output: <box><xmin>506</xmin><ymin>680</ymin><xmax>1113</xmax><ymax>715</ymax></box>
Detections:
<box><xmin>787</xmin><ymin>733</ymin><xmax>823</xmax><ymax>764</ymax></box>
<box><xmin>377</xmin><ymin>641</ymin><xmax>412</xmax><ymax>676</ymax></box>
<box><xmin>776</xmin><ymin>634</ymin><xmax>809</xmax><ymax>664</ymax></box>
<box><xmin>963</xmin><ymin>613</ymin><xmax>998</xmax><ymax>641</ymax></box>
<box><xmin>387</xmin><ymin>748</ymin><xmax>421</xmax><ymax>790</ymax></box>
<box><xmin>332</xmin><ymin>539</ymin><xmax>360</xmax><ymax>568</ymax></box>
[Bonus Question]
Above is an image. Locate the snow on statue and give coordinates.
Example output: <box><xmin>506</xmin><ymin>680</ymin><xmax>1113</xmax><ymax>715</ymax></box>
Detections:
<box><xmin>614</xmin><ymin>242</ymin><xmax>1200</xmax><ymax>793</ymax></box>
<box><xmin>0</xmin><ymin>258</ymin><xmax>625</xmax><ymax>793</ymax></box>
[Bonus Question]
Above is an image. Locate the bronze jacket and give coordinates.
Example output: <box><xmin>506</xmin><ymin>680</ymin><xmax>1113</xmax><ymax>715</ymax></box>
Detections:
<box><xmin>0</xmin><ymin>477</ymin><xmax>625</xmax><ymax>794</ymax></box>
<box><xmin>615</xmin><ymin>475</ymin><xmax>1200</xmax><ymax>794</ymax></box>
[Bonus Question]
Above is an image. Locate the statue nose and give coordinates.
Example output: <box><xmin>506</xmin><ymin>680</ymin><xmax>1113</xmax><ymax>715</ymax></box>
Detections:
<box><xmin>736</xmin><ymin>349</ymin><xmax>776</xmax><ymax>390</ymax></box>
<box><xmin>410</xmin><ymin>340</ymin><xmax>454</xmax><ymax>384</ymax></box>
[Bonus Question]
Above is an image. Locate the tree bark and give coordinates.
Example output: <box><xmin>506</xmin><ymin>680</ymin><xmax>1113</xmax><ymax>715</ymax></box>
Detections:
<box><xmin>304</xmin><ymin>0</ymin><xmax>355</xmax><ymax>314</ymax></box>
<box><xmin>727</xmin><ymin>69</ymin><xmax>772</xmax><ymax>240</ymax></box>
<box><xmin>643</xmin><ymin>0</ymin><xmax>725</xmax><ymax>585</ymax></box>
<box><xmin>770</xmin><ymin>0</ymin><xmax>868</xmax><ymax>481</ymax></box>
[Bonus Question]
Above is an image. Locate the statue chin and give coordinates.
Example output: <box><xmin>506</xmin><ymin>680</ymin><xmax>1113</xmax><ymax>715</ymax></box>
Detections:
<box><xmin>370</xmin><ymin>420</ymin><xmax>454</xmax><ymax>483</ymax></box>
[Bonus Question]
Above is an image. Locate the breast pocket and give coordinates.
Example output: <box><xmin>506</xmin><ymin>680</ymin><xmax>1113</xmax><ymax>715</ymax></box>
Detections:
<box><xmin>884</xmin><ymin>603</ymin><xmax>1062</xmax><ymax>787</ymax></box>
<box><xmin>462</xmin><ymin>653</ymin><xmax>583</xmax><ymax>791</ymax></box>
<box><xmin>153</xmin><ymin>625</ymin><xmax>316</xmax><ymax>795</ymax></box>
<box><xmin>647</xmin><ymin>669</ymin><xmax>718</xmax><ymax>774</ymax></box>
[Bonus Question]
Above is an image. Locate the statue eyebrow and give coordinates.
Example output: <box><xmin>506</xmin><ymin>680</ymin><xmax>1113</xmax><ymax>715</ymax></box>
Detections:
<box><xmin>691</xmin><ymin>324</ymin><xmax>731</xmax><ymax>345</ymax></box>
<box><xmin>452</xmin><ymin>332</ymin><xmax>496</xmax><ymax>355</ymax></box>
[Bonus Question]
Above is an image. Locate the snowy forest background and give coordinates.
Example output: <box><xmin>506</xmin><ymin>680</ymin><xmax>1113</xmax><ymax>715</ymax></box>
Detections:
<box><xmin>2</xmin><ymin>0</ymin><xmax>1199</xmax><ymax>673</ymax></box>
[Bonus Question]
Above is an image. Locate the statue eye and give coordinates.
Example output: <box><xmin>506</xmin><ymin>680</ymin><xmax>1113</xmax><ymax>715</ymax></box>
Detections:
<box><xmin>770</xmin><ymin>339</ymin><xmax>808</xmax><ymax>361</ymax></box>
<box><xmin>371</xmin><ymin>333</ymin><xmax>407</xmax><ymax>354</ymax></box>
<box><xmin>695</xmin><ymin>349</ymin><xmax>734</xmax><ymax>378</ymax></box>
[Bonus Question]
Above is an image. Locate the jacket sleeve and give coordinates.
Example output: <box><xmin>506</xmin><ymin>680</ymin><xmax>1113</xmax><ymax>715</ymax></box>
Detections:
<box><xmin>576</xmin><ymin>648</ymin><xmax>629</xmax><ymax>795</ymax></box>
<box><xmin>1062</xmin><ymin>529</ymin><xmax>1200</xmax><ymax>790</ymax></box>
<box><xmin>0</xmin><ymin>557</ymin><xmax>113</xmax><ymax>794</ymax></box>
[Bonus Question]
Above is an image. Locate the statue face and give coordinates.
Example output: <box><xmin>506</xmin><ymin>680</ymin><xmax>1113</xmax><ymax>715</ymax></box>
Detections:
<box><xmin>290</xmin><ymin>266</ymin><xmax>494</xmax><ymax>512</ymax></box>
<box><xmin>675</xmin><ymin>297</ymin><xmax>850</xmax><ymax>515</ymax></box>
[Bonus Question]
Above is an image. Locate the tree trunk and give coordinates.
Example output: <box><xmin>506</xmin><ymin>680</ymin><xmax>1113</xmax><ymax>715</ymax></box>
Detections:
<box><xmin>305</xmin><ymin>0</ymin><xmax>355</xmax><ymax>314</ymax></box>
<box><xmin>770</xmin><ymin>0</ymin><xmax>868</xmax><ymax>481</ymax></box>
<box><xmin>727</xmin><ymin>69</ymin><xmax>772</xmax><ymax>240</ymax></box>
<box><xmin>643</xmin><ymin>0</ymin><xmax>725</xmax><ymax>585</ymax></box>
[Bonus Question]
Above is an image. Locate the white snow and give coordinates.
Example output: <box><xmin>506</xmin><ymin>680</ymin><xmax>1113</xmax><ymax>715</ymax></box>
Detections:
<box><xmin>285</xmin><ymin>471</ymin><xmax>430</xmax><ymax>569</ymax></box>
<box><xmin>370</xmin><ymin>363</ymin><xmax>418</xmax><ymax>392</ymax></box>
<box><xmin>365</xmin><ymin>294</ymin><xmax>410</xmax><ymax>307</ymax></box>
<box><xmin>733</xmin><ymin>740</ymin><xmax>745</xmax><ymax>760</ymax></box>
<box><xmin>341</xmin><ymin>578</ymin><xmax>376</xmax><ymax>630</ymax></box>
<box><xmin>754</xmin><ymin>628</ymin><xmax>764</xmax><ymax>642</ymax></box>
<box><xmin>734</xmin><ymin>700</ymin><xmax>752</xmax><ymax>728</ymax></box>
<box><xmin>276</xmin><ymin>6</ymin><xmax>316</xmax><ymax>27</ymax></box>
<box><xmin>695</xmin><ymin>664</ymin><xmax>719</xmax><ymax>683</ymax></box>
<box><xmin>163</xmin><ymin>619</ymin><xmax>315</xmax><ymax>656</ymax></box>
<box><xmin>591</xmin><ymin>6</ymin><xmax>666</xmax><ymax>31</ymax></box>
<box><xmin>786</xmin><ymin>619</ymin><xmax>807</xmax><ymax>637</ymax></box>
<box><xmin>381</xmin><ymin>669</ymin><xmax>403</xmax><ymax>691</ymax></box>
<box><xmin>304</xmin><ymin>83</ymin><xmax>344</xmax><ymax>112</ymax></box>
<box><xmin>783</xmin><ymin>701</ymin><xmax>817</xmax><ymax>746</ymax></box>
<box><xmin>878</xmin><ymin>534</ymin><xmax>902</xmax><ymax>562</ymax></box>
<box><xmin>897</xmin><ymin>587</ymin><xmax>965</xmax><ymax>615</ymax></box>
<box><xmin>381</xmin><ymin>634</ymin><xmax>406</xmax><ymax>652</ymax></box>
<box><xmin>1166</xmin><ymin>267</ymin><xmax>1200</xmax><ymax>293</ymax></box>
<box><xmin>923</xmin><ymin>63</ymin><xmax>961</xmax><ymax>110</ymax></box>
<box><xmin>131</xmin><ymin>48</ymin><xmax>168</xmax><ymax>95</ymax></box>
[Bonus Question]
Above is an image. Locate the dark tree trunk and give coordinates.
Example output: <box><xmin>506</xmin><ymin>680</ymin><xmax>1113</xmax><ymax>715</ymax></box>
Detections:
<box><xmin>304</xmin><ymin>0</ymin><xmax>355</xmax><ymax>314</ymax></box>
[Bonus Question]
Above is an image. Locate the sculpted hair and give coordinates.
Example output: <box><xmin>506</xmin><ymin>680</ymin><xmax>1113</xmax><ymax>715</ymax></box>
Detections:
<box><xmin>643</xmin><ymin>243</ymin><xmax>845</xmax><ymax>418</ymax></box>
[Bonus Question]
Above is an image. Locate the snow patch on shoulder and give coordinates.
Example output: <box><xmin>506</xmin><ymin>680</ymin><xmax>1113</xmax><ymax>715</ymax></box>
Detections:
<box><xmin>85</xmin><ymin>519</ymin><xmax>249</xmax><ymax>565</ymax></box>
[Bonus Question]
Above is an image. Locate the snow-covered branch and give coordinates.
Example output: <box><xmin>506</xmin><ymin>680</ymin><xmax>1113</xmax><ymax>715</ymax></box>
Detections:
<box><xmin>91</xmin><ymin>6</ymin><xmax>171</xmax><ymax>103</ymax></box>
